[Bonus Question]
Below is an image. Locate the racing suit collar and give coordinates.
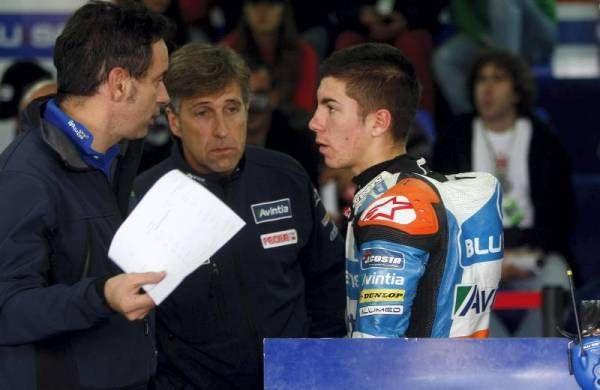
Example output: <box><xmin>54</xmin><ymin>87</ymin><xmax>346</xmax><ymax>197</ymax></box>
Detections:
<box><xmin>170</xmin><ymin>138</ymin><xmax>245</xmax><ymax>184</ymax></box>
<box><xmin>352</xmin><ymin>154</ymin><xmax>428</xmax><ymax>190</ymax></box>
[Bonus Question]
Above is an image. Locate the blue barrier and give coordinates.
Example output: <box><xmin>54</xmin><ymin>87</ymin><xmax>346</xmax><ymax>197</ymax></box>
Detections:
<box><xmin>264</xmin><ymin>338</ymin><xmax>579</xmax><ymax>389</ymax></box>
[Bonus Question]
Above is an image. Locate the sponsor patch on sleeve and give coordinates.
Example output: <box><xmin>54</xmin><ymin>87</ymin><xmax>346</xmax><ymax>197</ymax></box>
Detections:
<box><xmin>359</xmin><ymin>304</ymin><xmax>404</xmax><ymax>317</ymax></box>
<box><xmin>260</xmin><ymin>229</ymin><xmax>298</xmax><ymax>249</ymax></box>
<box><xmin>358</xmin><ymin>178</ymin><xmax>439</xmax><ymax>235</ymax></box>
<box><xmin>359</xmin><ymin>289</ymin><xmax>405</xmax><ymax>303</ymax></box>
<box><xmin>452</xmin><ymin>284</ymin><xmax>497</xmax><ymax>319</ymax></box>
<box><xmin>360</xmin><ymin>247</ymin><xmax>405</xmax><ymax>270</ymax></box>
<box><xmin>251</xmin><ymin>198</ymin><xmax>292</xmax><ymax>224</ymax></box>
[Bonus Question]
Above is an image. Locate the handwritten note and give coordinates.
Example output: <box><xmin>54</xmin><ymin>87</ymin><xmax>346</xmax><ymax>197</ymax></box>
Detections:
<box><xmin>109</xmin><ymin>169</ymin><xmax>246</xmax><ymax>304</ymax></box>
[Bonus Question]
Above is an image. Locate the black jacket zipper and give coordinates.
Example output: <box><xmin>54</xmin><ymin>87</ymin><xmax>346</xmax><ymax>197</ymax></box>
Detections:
<box><xmin>222</xmin><ymin>178</ymin><xmax>263</xmax><ymax>388</ymax></box>
<box><xmin>211</xmin><ymin>261</ymin><xmax>226</xmax><ymax>322</ymax></box>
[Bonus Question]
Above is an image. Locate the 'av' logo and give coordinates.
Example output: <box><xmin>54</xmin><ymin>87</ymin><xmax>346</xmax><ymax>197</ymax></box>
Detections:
<box><xmin>453</xmin><ymin>285</ymin><xmax>496</xmax><ymax>318</ymax></box>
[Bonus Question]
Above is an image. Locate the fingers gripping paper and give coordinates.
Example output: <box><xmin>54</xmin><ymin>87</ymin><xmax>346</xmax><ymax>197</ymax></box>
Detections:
<box><xmin>109</xmin><ymin>170</ymin><xmax>246</xmax><ymax>304</ymax></box>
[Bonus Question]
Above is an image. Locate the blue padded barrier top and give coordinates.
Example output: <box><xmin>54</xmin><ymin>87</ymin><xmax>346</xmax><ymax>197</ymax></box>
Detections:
<box><xmin>264</xmin><ymin>338</ymin><xmax>579</xmax><ymax>389</ymax></box>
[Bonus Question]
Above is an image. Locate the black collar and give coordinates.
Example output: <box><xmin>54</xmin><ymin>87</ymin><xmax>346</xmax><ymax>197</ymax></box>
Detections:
<box><xmin>353</xmin><ymin>154</ymin><xmax>429</xmax><ymax>190</ymax></box>
<box><xmin>170</xmin><ymin>139</ymin><xmax>244</xmax><ymax>185</ymax></box>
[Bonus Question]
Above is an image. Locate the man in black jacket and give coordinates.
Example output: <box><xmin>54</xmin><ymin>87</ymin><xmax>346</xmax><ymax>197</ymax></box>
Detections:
<box><xmin>0</xmin><ymin>2</ymin><xmax>170</xmax><ymax>389</ymax></box>
<box><xmin>134</xmin><ymin>43</ymin><xmax>345</xmax><ymax>389</ymax></box>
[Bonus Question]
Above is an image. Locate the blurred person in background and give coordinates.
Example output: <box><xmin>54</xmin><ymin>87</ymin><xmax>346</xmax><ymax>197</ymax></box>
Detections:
<box><xmin>246</xmin><ymin>65</ymin><xmax>320</xmax><ymax>185</ymax></box>
<box><xmin>16</xmin><ymin>79</ymin><xmax>57</xmax><ymax>133</ymax></box>
<box><xmin>334</xmin><ymin>0</ymin><xmax>447</xmax><ymax>115</ymax></box>
<box><xmin>114</xmin><ymin>0</ymin><xmax>189</xmax><ymax>47</ymax></box>
<box><xmin>433</xmin><ymin>0</ymin><xmax>556</xmax><ymax>114</ymax></box>
<box><xmin>0</xmin><ymin>61</ymin><xmax>52</xmax><ymax>151</ymax></box>
<box><xmin>222</xmin><ymin>0</ymin><xmax>318</xmax><ymax>117</ymax></box>
<box><xmin>432</xmin><ymin>49</ymin><xmax>573</xmax><ymax>336</ymax></box>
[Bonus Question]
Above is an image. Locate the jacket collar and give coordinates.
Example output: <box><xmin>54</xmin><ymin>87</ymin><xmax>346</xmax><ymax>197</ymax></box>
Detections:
<box><xmin>353</xmin><ymin>154</ymin><xmax>429</xmax><ymax>190</ymax></box>
<box><xmin>169</xmin><ymin>138</ymin><xmax>244</xmax><ymax>185</ymax></box>
<box><xmin>43</xmin><ymin>98</ymin><xmax>120</xmax><ymax>177</ymax></box>
<box><xmin>21</xmin><ymin>95</ymin><xmax>128</xmax><ymax>172</ymax></box>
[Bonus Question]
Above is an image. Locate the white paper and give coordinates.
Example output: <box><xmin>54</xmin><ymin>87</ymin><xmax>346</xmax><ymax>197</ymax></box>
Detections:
<box><xmin>109</xmin><ymin>169</ymin><xmax>246</xmax><ymax>304</ymax></box>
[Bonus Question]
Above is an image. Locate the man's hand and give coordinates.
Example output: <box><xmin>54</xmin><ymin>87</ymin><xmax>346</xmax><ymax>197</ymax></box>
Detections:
<box><xmin>104</xmin><ymin>271</ymin><xmax>166</xmax><ymax>321</ymax></box>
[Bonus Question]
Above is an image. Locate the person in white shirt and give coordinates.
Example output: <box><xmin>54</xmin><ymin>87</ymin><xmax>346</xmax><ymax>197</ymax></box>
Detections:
<box><xmin>433</xmin><ymin>48</ymin><xmax>575</xmax><ymax>336</ymax></box>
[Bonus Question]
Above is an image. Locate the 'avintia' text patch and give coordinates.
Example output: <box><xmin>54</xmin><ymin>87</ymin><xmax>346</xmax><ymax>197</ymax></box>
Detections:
<box><xmin>251</xmin><ymin>198</ymin><xmax>293</xmax><ymax>224</ymax></box>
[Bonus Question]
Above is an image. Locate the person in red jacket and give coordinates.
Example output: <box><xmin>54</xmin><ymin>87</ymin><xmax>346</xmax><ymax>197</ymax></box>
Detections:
<box><xmin>221</xmin><ymin>0</ymin><xmax>317</xmax><ymax>115</ymax></box>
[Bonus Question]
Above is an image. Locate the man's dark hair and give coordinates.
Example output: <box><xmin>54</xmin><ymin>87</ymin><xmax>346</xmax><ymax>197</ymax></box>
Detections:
<box><xmin>318</xmin><ymin>42</ymin><xmax>421</xmax><ymax>141</ymax></box>
<box><xmin>467</xmin><ymin>48</ymin><xmax>536</xmax><ymax>116</ymax></box>
<box><xmin>53</xmin><ymin>0</ymin><xmax>171</xmax><ymax>102</ymax></box>
<box><xmin>165</xmin><ymin>43</ymin><xmax>251</xmax><ymax>113</ymax></box>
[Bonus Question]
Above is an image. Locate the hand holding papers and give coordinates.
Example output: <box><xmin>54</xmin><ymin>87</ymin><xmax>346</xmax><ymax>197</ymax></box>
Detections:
<box><xmin>109</xmin><ymin>169</ymin><xmax>246</xmax><ymax>304</ymax></box>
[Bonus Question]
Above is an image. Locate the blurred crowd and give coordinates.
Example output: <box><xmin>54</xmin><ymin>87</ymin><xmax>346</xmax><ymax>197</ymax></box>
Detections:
<box><xmin>0</xmin><ymin>0</ymin><xmax>590</xmax><ymax>337</ymax></box>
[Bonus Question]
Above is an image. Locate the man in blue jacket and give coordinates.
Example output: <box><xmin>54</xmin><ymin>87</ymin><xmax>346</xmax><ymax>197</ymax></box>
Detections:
<box><xmin>0</xmin><ymin>2</ymin><xmax>170</xmax><ymax>388</ymax></box>
<box><xmin>134</xmin><ymin>43</ymin><xmax>346</xmax><ymax>389</ymax></box>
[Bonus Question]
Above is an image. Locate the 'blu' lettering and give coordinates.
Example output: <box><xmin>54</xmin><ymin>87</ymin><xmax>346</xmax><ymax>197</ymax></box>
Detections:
<box><xmin>465</xmin><ymin>235</ymin><xmax>502</xmax><ymax>258</ymax></box>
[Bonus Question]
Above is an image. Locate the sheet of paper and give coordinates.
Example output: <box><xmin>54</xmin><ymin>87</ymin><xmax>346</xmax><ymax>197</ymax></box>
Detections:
<box><xmin>108</xmin><ymin>169</ymin><xmax>246</xmax><ymax>304</ymax></box>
